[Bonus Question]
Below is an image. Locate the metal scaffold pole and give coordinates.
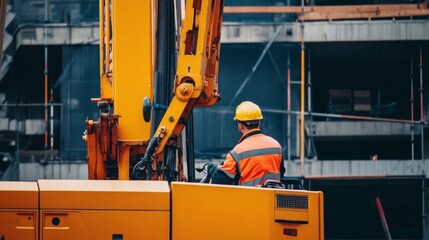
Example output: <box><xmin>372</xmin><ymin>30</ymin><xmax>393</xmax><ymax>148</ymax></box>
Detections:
<box><xmin>307</xmin><ymin>49</ymin><xmax>315</xmax><ymax>159</ymax></box>
<box><xmin>287</xmin><ymin>50</ymin><xmax>291</xmax><ymax>162</ymax></box>
<box><xmin>307</xmin><ymin>50</ymin><xmax>312</xmax><ymax>125</ymax></box>
<box><xmin>44</xmin><ymin>0</ymin><xmax>49</xmax><ymax>158</ymax></box>
<box><xmin>50</xmin><ymin>89</ymin><xmax>54</xmax><ymax>151</ymax></box>
<box><xmin>419</xmin><ymin>44</ymin><xmax>427</xmax><ymax>240</ymax></box>
<box><xmin>411</xmin><ymin>55</ymin><xmax>415</xmax><ymax>161</ymax></box>
<box><xmin>419</xmin><ymin>45</ymin><xmax>424</xmax><ymax>164</ymax></box>
<box><xmin>422</xmin><ymin>175</ymin><xmax>427</xmax><ymax>240</ymax></box>
<box><xmin>15</xmin><ymin>107</ymin><xmax>19</xmax><ymax>180</ymax></box>
<box><xmin>299</xmin><ymin>0</ymin><xmax>305</xmax><ymax>176</ymax></box>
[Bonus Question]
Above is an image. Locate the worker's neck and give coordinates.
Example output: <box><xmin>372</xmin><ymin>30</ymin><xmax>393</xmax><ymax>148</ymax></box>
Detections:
<box><xmin>240</xmin><ymin>127</ymin><xmax>260</xmax><ymax>136</ymax></box>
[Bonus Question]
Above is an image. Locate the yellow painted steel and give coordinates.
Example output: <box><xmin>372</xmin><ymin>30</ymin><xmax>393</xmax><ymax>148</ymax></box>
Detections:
<box><xmin>1</xmin><ymin>181</ymin><xmax>323</xmax><ymax>239</ymax></box>
<box><xmin>118</xmin><ymin>144</ymin><xmax>130</xmax><ymax>180</ymax></box>
<box><xmin>0</xmin><ymin>211</ymin><xmax>38</xmax><ymax>240</ymax></box>
<box><xmin>112</xmin><ymin>0</ymin><xmax>153</xmax><ymax>141</ymax></box>
<box><xmin>171</xmin><ymin>182</ymin><xmax>324</xmax><ymax>240</ymax></box>
<box><xmin>38</xmin><ymin>180</ymin><xmax>170</xmax><ymax>211</ymax></box>
<box><xmin>99</xmin><ymin>0</ymin><xmax>113</xmax><ymax>100</ymax></box>
<box><xmin>41</xmin><ymin>210</ymin><xmax>169</xmax><ymax>240</ymax></box>
<box><xmin>151</xmin><ymin>0</ymin><xmax>223</xmax><ymax>156</ymax></box>
<box><xmin>0</xmin><ymin>182</ymin><xmax>39</xmax><ymax>240</ymax></box>
<box><xmin>87</xmin><ymin>0</ymin><xmax>224</xmax><ymax>180</ymax></box>
<box><xmin>38</xmin><ymin>180</ymin><xmax>170</xmax><ymax>240</ymax></box>
<box><xmin>0</xmin><ymin>182</ymin><xmax>39</xmax><ymax>209</ymax></box>
<box><xmin>86</xmin><ymin>0</ymin><xmax>155</xmax><ymax>179</ymax></box>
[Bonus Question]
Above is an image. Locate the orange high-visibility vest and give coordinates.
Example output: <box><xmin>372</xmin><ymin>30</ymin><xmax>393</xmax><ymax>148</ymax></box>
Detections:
<box><xmin>218</xmin><ymin>129</ymin><xmax>283</xmax><ymax>186</ymax></box>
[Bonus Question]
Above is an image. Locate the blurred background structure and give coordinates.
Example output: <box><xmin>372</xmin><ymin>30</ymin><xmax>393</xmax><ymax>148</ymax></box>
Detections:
<box><xmin>0</xmin><ymin>0</ymin><xmax>428</xmax><ymax>239</ymax></box>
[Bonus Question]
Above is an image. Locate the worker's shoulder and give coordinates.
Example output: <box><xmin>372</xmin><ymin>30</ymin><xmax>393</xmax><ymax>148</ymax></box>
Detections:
<box><xmin>262</xmin><ymin>135</ymin><xmax>282</xmax><ymax>148</ymax></box>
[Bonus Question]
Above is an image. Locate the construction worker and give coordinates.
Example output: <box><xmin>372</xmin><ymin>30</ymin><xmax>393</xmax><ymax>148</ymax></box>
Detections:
<box><xmin>207</xmin><ymin>101</ymin><xmax>285</xmax><ymax>186</ymax></box>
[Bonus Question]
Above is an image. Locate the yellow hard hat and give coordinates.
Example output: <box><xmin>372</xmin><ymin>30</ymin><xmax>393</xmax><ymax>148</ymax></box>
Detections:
<box><xmin>233</xmin><ymin>101</ymin><xmax>263</xmax><ymax>122</ymax></box>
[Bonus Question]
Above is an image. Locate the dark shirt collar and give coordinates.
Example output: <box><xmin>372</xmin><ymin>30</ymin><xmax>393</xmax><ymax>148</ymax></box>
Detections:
<box><xmin>238</xmin><ymin>128</ymin><xmax>263</xmax><ymax>143</ymax></box>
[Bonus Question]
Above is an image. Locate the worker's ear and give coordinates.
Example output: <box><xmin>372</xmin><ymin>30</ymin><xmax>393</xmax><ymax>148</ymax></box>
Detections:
<box><xmin>237</xmin><ymin>121</ymin><xmax>244</xmax><ymax>132</ymax></box>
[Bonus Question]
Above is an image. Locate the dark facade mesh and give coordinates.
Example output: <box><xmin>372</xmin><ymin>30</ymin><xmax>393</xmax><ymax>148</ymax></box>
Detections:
<box><xmin>59</xmin><ymin>45</ymin><xmax>99</xmax><ymax>159</ymax></box>
<box><xmin>194</xmin><ymin>43</ymin><xmax>301</xmax><ymax>159</ymax></box>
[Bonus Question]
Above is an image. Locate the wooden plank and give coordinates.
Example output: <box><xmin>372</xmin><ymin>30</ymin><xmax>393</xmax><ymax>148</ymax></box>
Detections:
<box><xmin>224</xmin><ymin>6</ymin><xmax>301</xmax><ymax>14</ymax></box>
<box><xmin>306</xmin><ymin>3</ymin><xmax>427</xmax><ymax>13</ymax></box>
<box><xmin>301</xmin><ymin>9</ymin><xmax>429</xmax><ymax>21</ymax></box>
<box><xmin>223</xmin><ymin>3</ymin><xmax>429</xmax><ymax>21</ymax></box>
<box><xmin>224</xmin><ymin>3</ymin><xmax>427</xmax><ymax>14</ymax></box>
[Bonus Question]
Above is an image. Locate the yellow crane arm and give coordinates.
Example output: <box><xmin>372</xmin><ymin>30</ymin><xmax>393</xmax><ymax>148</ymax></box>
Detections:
<box><xmin>132</xmin><ymin>0</ymin><xmax>224</xmax><ymax>179</ymax></box>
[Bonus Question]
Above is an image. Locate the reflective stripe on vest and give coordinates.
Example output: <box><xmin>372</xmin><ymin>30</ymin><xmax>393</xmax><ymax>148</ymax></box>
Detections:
<box><xmin>230</xmin><ymin>147</ymin><xmax>282</xmax><ymax>186</ymax></box>
<box><xmin>230</xmin><ymin>147</ymin><xmax>282</xmax><ymax>162</ymax></box>
<box><xmin>240</xmin><ymin>172</ymin><xmax>281</xmax><ymax>186</ymax></box>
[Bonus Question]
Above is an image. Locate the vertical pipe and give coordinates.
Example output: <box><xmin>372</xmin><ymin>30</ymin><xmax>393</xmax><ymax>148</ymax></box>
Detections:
<box><xmin>67</xmin><ymin>46</ymin><xmax>71</xmax><ymax>160</ymax></box>
<box><xmin>307</xmin><ymin>49</ymin><xmax>313</xmax><ymax>158</ymax></box>
<box><xmin>300</xmin><ymin>49</ymin><xmax>305</xmax><ymax>174</ymax></box>
<box><xmin>155</xmin><ymin>0</ymin><xmax>172</xmax><ymax>128</ymax></box>
<box><xmin>307</xmin><ymin>50</ymin><xmax>312</xmax><ymax>114</ymax></box>
<box><xmin>299</xmin><ymin>0</ymin><xmax>305</xmax><ymax>176</ymax></box>
<box><xmin>287</xmin><ymin>50</ymin><xmax>291</xmax><ymax>161</ymax></box>
<box><xmin>411</xmin><ymin>55</ymin><xmax>415</xmax><ymax>160</ymax></box>
<box><xmin>419</xmin><ymin>45</ymin><xmax>424</xmax><ymax>163</ymax></box>
<box><xmin>15</xmin><ymin>107</ymin><xmax>19</xmax><ymax>180</ymax></box>
<box><xmin>422</xmin><ymin>175</ymin><xmax>427</xmax><ymax>240</ymax></box>
<box><xmin>44</xmin><ymin>0</ymin><xmax>49</xmax><ymax>152</ymax></box>
<box><xmin>286</xmin><ymin>0</ymin><xmax>291</xmax><ymax>163</ymax></box>
<box><xmin>50</xmin><ymin>89</ymin><xmax>54</xmax><ymax>150</ymax></box>
<box><xmin>420</xmin><ymin>45</ymin><xmax>426</xmax><ymax>240</ymax></box>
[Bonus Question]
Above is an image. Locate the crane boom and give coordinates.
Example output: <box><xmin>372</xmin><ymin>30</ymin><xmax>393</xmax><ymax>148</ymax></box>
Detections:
<box><xmin>132</xmin><ymin>0</ymin><xmax>224</xmax><ymax>180</ymax></box>
<box><xmin>83</xmin><ymin>0</ymin><xmax>224</xmax><ymax>181</ymax></box>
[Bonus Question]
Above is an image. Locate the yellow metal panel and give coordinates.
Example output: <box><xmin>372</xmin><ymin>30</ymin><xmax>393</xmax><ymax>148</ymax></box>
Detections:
<box><xmin>0</xmin><ymin>211</ymin><xmax>38</xmax><ymax>240</ymax></box>
<box><xmin>38</xmin><ymin>180</ymin><xmax>170</xmax><ymax>211</ymax></box>
<box><xmin>274</xmin><ymin>190</ymin><xmax>324</xmax><ymax>239</ymax></box>
<box><xmin>0</xmin><ymin>181</ymin><xmax>39</xmax><ymax>209</ymax></box>
<box><xmin>172</xmin><ymin>183</ymin><xmax>273</xmax><ymax>239</ymax></box>
<box><xmin>172</xmin><ymin>182</ymin><xmax>324</xmax><ymax>240</ymax></box>
<box><xmin>118</xmin><ymin>145</ymin><xmax>130</xmax><ymax>180</ymax></box>
<box><xmin>41</xmin><ymin>210</ymin><xmax>169</xmax><ymax>240</ymax></box>
<box><xmin>112</xmin><ymin>0</ymin><xmax>153</xmax><ymax>141</ymax></box>
<box><xmin>99</xmin><ymin>0</ymin><xmax>113</xmax><ymax>100</ymax></box>
<box><xmin>275</xmin><ymin>209</ymin><xmax>309</xmax><ymax>222</ymax></box>
<box><xmin>319</xmin><ymin>191</ymin><xmax>325</xmax><ymax>239</ymax></box>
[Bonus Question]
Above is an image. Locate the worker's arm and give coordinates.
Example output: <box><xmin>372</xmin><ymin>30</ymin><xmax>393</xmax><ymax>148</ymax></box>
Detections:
<box><xmin>208</xmin><ymin>153</ymin><xmax>237</xmax><ymax>185</ymax></box>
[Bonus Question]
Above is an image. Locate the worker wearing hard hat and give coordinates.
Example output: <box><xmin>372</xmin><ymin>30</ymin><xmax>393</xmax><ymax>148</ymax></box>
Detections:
<box><xmin>208</xmin><ymin>101</ymin><xmax>285</xmax><ymax>186</ymax></box>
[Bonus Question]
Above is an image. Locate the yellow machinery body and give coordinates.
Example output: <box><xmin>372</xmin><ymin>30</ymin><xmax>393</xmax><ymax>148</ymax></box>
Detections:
<box><xmin>84</xmin><ymin>0</ymin><xmax>223</xmax><ymax>181</ymax></box>
<box><xmin>85</xmin><ymin>0</ymin><xmax>156</xmax><ymax>180</ymax></box>
<box><xmin>0</xmin><ymin>180</ymin><xmax>324</xmax><ymax>240</ymax></box>
<box><xmin>1</xmin><ymin>0</ymin><xmax>325</xmax><ymax>239</ymax></box>
<box><xmin>0</xmin><ymin>182</ymin><xmax>39</xmax><ymax>240</ymax></box>
<box><xmin>38</xmin><ymin>180</ymin><xmax>170</xmax><ymax>240</ymax></box>
<box><xmin>172</xmin><ymin>183</ymin><xmax>324</xmax><ymax>240</ymax></box>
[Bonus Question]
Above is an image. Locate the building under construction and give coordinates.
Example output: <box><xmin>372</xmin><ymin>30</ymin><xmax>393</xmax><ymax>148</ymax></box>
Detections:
<box><xmin>0</xmin><ymin>0</ymin><xmax>428</xmax><ymax>239</ymax></box>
